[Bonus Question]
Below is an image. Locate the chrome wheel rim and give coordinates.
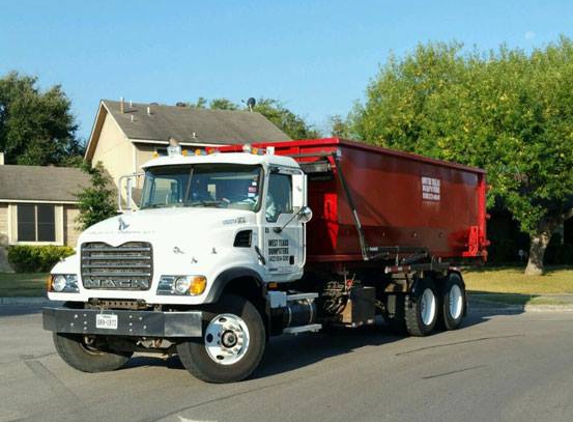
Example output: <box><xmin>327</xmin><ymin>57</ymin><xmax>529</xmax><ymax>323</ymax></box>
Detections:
<box><xmin>420</xmin><ymin>288</ymin><xmax>437</xmax><ymax>326</ymax></box>
<box><xmin>449</xmin><ymin>284</ymin><xmax>463</xmax><ymax>320</ymax></box>
<box><xmin>204</xmin><ymin>313</ymin><xmax>250</xmax><ymax>365</ymax></box>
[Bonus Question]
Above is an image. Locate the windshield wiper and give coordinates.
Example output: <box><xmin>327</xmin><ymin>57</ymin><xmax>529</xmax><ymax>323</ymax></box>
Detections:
<box><xmin>183</xmin><ymin>200</ymin><xmax>228</xmax><ymax>208</ymax></box>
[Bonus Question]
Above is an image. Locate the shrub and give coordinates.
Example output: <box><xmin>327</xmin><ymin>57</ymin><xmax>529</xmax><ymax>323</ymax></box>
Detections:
<box><xmin>7</xmin><ymin>245</ymin><xmax>75</xmax><ymax>273</ymax></box>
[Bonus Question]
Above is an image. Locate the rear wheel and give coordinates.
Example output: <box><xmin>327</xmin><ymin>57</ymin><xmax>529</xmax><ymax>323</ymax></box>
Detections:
<box><xmin>439</xmin><ymin>273</ymin><xmax>466</xmax><ymax>330</ymax></box>
<box><xmin>405</xmin><ymin>278</ymin><xmax>438</xmax><ymax>336</ymax></box>
<box><xmin>53</xmin><ymin>333</ymin><xmax>132</xmax><ymax>372</ymax></box>
<box><xmin>177</xmin><ymin>295</ymin><xmax>265</xmax><ymax>383</ymax></box>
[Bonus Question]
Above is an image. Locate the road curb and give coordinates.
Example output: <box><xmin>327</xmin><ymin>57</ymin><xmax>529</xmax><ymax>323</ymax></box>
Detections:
<box><xmin>469</xmin><ymin>297</ymin><xmax>573</xmax><ymax>313</ymax></box>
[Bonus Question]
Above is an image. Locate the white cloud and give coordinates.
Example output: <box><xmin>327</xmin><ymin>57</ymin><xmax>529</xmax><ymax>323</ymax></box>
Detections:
<box><xmin>524</xmin><ymin>31</ymin><xmax>536</xmax><ymax>40</ymax></box>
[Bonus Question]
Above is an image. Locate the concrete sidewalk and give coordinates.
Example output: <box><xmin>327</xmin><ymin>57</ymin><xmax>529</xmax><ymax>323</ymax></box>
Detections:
<box><xmin>469</xmin><ymin>293</ymin><xmax>573</xmax><ymax>313</ymax></box>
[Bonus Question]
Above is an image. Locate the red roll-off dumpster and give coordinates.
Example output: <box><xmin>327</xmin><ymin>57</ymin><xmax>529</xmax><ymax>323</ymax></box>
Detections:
<box><xmin>221</xmin><ymin>138</ymin><xmax>488</xmax><ymax>265</ymax></box>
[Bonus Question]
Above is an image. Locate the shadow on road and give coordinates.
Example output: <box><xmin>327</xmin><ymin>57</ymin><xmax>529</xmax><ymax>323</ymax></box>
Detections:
<box><xmin>255</xmin><ymin>324</ymin><xmax>402</xmax><ymax>378</ymax></box>
<box><xmin>122</xmin><ymin>305</ymin><xmax>522</xmax><ymax>380</ymax></box>
<box><xmin>1</xmin><ymin>296</ymin><xmax>527</xmax><ymax>380</ymax></box>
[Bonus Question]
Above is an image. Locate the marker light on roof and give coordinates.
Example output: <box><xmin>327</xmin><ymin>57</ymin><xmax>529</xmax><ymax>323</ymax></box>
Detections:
<box><xmin>242</xmin><ymin>144</ymin><xmax>252</xmax><ymax>153</ymax></box>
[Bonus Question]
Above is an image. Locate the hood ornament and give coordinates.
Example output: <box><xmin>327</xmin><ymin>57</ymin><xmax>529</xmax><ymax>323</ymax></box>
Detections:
<box><xmin>118</xmin><ymin>216</ymin><xmax>129</xmax><ymax>231</ymax></box>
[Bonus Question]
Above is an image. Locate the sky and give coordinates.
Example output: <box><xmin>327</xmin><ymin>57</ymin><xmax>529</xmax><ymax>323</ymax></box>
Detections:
<box><xmin>1</xmin><ymin>0</ymin><xmax>573</xmax><ymax>142</ymax></box>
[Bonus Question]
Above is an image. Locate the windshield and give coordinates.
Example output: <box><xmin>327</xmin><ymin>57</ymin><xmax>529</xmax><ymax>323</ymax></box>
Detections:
<box><xmin>140</xmin><ymin>164</ymin><xmax>263</xmax><ymax>211</ymax></box>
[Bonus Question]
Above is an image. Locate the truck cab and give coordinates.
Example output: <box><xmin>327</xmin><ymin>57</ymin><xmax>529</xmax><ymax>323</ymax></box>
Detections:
<box><xmin>43</xmin><ymin>144</ymin><xmax>315</xmax><ymax>383</ymax></box>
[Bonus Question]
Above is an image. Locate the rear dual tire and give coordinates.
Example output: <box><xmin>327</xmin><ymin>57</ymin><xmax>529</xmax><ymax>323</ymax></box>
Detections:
<box><xmin>438</xmin><ymin>272</ymin><xmax>466</xmax><ymax>330</ymax></box>
<box><xmin>385</xmin><ymin>273</ymin><xmax>466</xmax><ymax>337</ymax></box>
<box><xmin>405</xmin><ymin>278</ymin><xmax>439</xmax><ymax>336</ymax></box>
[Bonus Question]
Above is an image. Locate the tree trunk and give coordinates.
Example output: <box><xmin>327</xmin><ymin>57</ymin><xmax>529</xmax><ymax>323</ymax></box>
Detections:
<box><xmin>524</xmin><ymin>232</ymin><xmax>551</xmax><ymax>275</ymax></box>
<box><xmin>524</xmin><ymin>219</ymin><xmax>560</xmax><ymax>275</ymax></box>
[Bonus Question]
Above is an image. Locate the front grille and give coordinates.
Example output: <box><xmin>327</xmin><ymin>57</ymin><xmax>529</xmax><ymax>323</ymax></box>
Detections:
<box><xmin>81</xmin><ymin>242</ymin><xmax>153</xmax><ymax>290</ymax></box>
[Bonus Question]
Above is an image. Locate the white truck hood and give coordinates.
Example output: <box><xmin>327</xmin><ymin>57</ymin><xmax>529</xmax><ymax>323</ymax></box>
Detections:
<box><xmin>80</xmin><ymin>207</ymin><xmax>255</xmax><ymax>247</ymax></box>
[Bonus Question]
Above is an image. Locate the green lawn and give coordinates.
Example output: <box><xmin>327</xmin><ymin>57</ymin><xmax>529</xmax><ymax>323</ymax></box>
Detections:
<box><xmin>0</xmin><ymin>273</ymin><xmax>49</xmax><ymax>297</ymax></box>
<box><xmin>464</xmin><ymin>266</ymin><xmax>573</xmax><ymax>306</ymax></box>
<box><xmin>463</xmin><ymin>266</ymin><xmax>573</xmax><ymax>294</ymax></box>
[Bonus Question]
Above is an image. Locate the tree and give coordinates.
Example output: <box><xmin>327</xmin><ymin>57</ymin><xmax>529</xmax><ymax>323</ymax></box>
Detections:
<box><xmin>209</xmin><ymin>98</ymin><xmax>239</xmax><ymax>110</ymax></box>
<box><xmin>351</xmin><ymin>38</ymin><xmax>573</xmax><ymax>275</ymax></box>
<box><xmin>329</xmin><ymin>114</ymin><xmax>352</xmax><ymax>138</ymax></box>
<box><xmin>187</xmin><ymin>96</ymin><xmax>321</xmax><ymax>139</ymax></box>
<box><xmin>76</xmin><ymin>161</ymin><xmax>116</xmax><ymax>230</ymax></box>
<box><xmin>0</xmin><ymin>71</ymin><xmax>83</xmax><ymax>166</ymax></box>
<box><xmin>252</xmin><ymin>98</ymin><xmax>321</xmax><ymax>140</ymax></box>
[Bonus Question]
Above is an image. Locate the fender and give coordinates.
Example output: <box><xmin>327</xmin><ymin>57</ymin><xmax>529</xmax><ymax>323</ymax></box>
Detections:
<box><xmin>203</xmin><ymin>267</ymin><xmax>265</xmax><ymax>304</ymax></box>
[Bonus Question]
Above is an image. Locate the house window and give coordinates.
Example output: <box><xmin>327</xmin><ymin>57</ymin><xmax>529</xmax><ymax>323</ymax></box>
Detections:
<box><xmin>17</xmin><ymin>204</ymin><xmax>56</xmax><ymax>242</ymax></box>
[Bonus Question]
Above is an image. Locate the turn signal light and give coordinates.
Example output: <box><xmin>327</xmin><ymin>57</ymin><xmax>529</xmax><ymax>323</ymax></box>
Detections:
<box><xmin>189</xmin><ymin>276</ymin><xmax>207</xmax><ymax>295</ymax></box>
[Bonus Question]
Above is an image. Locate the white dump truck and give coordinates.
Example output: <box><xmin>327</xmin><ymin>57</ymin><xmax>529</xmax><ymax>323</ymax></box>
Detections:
<box><xmin>43</xmin><ymin>138</ymin><xmax>487</xmax><ymax>383</ymax></box>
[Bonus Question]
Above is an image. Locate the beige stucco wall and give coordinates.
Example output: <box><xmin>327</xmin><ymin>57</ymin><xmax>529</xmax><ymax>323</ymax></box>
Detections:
<box><xmin>92</xmin><ymin>113</ymin><xmax>136</xmax><ymax>188</ymax></box>
<box><xmin>0</xmin><ymin>204</ymin><xmax>11</xmax><ymax>271</ymax></box>
<box><xmin>0</xmin><ymin>204</ymin><xmax>8</xmax><ymax>246</ymax></box>
<box><xmin>64</xmin><ymin>206</ymin><xmax>81</xmax><ymax>247</ymax></box>
<box><xmin>135</xmin><ymin>144</ymin><xmax>157</xmax><ymax>172</ymax></box>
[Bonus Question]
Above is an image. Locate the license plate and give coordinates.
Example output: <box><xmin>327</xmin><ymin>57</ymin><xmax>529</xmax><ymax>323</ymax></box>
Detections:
<box><xmin>96</xmin><ymin>314</ymin><xmax>118</xmax><ymax>330</ymax></box>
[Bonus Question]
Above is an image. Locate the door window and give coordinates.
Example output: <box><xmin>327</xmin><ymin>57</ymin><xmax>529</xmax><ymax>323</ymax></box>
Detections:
<box><xmin>266</xmin><ymin>173</ymin><xmax>292</xmax><ymax>222</ymax></box>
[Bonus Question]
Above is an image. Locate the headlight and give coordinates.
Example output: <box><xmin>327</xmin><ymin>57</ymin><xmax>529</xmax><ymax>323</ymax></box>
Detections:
<box><xmin>50</xmin><ymin>274</ymin><xmax>79</xmax><ymax>293</ymax></box>
<box><xmin>174</xmin><ymin>277</ymin><xmax>192</xmax><ymax>294</ymax></box>
<box><xmin>158</xmin><ymin>275</ymin><xmax>207</xmax><ymax>296</ymax></box>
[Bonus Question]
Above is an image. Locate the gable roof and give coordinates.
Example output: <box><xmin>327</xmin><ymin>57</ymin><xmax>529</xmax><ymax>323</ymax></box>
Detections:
<box><xmin>85</xmin><ymin>100</ymin><xmax>292</xmax><ymax>160</ymax></box>
<box><xmin>0</xmin><ymin>165</ymin><xmax>91</xmax><ymax>203</ymax></box>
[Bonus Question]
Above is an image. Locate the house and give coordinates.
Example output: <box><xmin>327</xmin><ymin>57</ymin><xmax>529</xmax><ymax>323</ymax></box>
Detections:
<box><xmin>0</xmin><ymin>157</ymin><xmax>91</xmax><ymax>271</ymax></box>
<box><xmin>84</xmin><ymin>99</ymin><xmax>291</xmax><ymax>189</ymax></box>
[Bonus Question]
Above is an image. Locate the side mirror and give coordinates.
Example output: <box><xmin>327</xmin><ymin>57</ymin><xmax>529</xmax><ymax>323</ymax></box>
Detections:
<box><xmin>297</xmin><ymin>206</ymin><xmax>313</xmax><ymax>223</ymax></box>
<box><xmin>273</xmin><ymin>206</ymin><xmax>313</xmax><ymax>233</ymax></box>
<box><xmin>118</xmin><ymin>172</ymin><xmax>144</xmax><ymax>213</ymax></box>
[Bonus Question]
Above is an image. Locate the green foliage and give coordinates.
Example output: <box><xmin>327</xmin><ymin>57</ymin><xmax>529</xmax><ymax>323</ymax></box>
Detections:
<box><xmin>187</xmin><ymin>96</ymin><xmax>320</xmax><ymax>139</ymax></box>
<box><xmin>8</xmin><ymin>245</ymin><xmax>75</xmax><ymax>273</ymax></box>
<box><xmin>0</xmin><ymin>71</ymin><xmax>83</xmax><ymax>165</ymax></box>
<box><xmin>209</xmin><ymin>98</ymin><xmax>239</xmax><ymax>110</ymax></box>
<box><xmin>252</xmin><ymin>98</ymin><xmax>321</xmax><ymax>139</ymax></box>
<box><xmin>76</xmin><ymin>161</ymin><xmax>117</xmax><ymax>230</ymax></box>
<box><xmin>329</xmin><ymin>114</ymin><xmax>352</xmax><ymax>138</ymax></box>
<box><xmin>351</xmin><ymin>37</ymin><xmax>573</xmax><ymax>239</ymax></box>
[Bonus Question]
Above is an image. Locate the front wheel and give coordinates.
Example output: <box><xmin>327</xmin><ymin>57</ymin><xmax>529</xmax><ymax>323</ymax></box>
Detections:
<box><xmin>405</xmin><ymin>278</ymin><xmax>438</xmax><ymax>336</ymax></box>
<box><xmin>177</xmin><ymin>295</ymin><xmax>265</xmax><ymax>383</ymax></box>
<box><xmin>53</xmin><ymin>333</ymin><xmax>132</xmax><ymax>372</ymax></box>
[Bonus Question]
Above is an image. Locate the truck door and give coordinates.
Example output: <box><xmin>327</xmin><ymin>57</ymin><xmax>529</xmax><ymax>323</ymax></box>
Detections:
<box><xmin>262</xmin><ymin>168</ymin><xmax>306</xmax><ymax>277</ymax></box>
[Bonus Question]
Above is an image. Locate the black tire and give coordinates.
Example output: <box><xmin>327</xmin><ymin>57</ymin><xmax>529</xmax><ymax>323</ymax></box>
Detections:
<box><xmin>177</xmin><ymin>295</ymin><xmax>265</xmax><ymax>383</ymax></box>
<box><xmin>381</xmin><ymin>293</ymin><xmax>407</xmax><ymax>334</ymax></box>
<box><xmin>438</xmin><ymin>272</ymin><xmax>466</xmax><ymax>331</ymax></box>
<box><xmin>405</xmin><ymin>277</ymin><xmax>438</xmax><ymax>337</ymax></box>
<box><xmin>53</xmin><ymin>333</ymin><xmax>132</xmax><ymax>373</ymax></box>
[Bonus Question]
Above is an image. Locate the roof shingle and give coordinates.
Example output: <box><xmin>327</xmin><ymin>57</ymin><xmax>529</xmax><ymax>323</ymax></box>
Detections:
<box><xmin>0</xmin><ymin>165</ymin><xmax>91</xmax><ymax>202</ymax></box>
<box><xmin>103</xmin><ymin>100</ymin><xmax>291</xmax><ymax>145</ymax></box>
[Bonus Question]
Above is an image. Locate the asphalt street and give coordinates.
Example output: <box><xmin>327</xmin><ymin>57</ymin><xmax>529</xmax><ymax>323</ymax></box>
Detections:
<box><xmin>1</xmin><ymin>306</ymin><xmax>573</xmax><ymax>422</ymax></box>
